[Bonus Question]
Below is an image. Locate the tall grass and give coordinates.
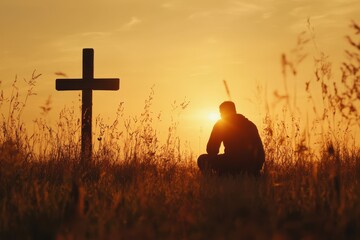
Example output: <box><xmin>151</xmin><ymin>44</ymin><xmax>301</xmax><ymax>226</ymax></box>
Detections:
<box><xmin>0</xmin><ymin>22</ymin><xmax>360</xmax><ymax>239</ymax></box>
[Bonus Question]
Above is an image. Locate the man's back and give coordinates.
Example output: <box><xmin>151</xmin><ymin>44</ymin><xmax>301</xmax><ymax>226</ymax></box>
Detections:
<box><xmin>207</xmin><ymin>114</ymin><xmax>264</xmax><ymax>170</ymax></box>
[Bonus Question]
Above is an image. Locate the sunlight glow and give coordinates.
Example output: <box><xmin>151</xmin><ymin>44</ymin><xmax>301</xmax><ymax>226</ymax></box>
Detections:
<box><xmin>207</xmin><ymin>112</ymin><xmax>220</xmax><ymax>123</ymax></box>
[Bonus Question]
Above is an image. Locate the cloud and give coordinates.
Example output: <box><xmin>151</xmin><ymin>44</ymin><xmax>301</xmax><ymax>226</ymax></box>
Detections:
<box><xmin>288</xmin><ymin>1</ymin><xmax>360</xmax><ymax>33</ymax></box>
<box><xmin>229</xmin><ymin>1</ymin><xmax>263</xmax><ymax>15</ymax></box>
<box><xmin>188</xmin><ymin>1</ymin><xmax>268</xmax><ymax>20</ymax></box>
<box><xmin>51</xmin><ymin>16</ymin><xmax>143</xmax><ymax>53</ymax></box>
<box><xmin>289</xmin><ymin>1</ymin><xmax>360</xmax><ymax>18</ymax></box>
<box><xmin>50</xmin><ymin>30</ymin><xmax>117</xmax><ymax>54</ymax></box>
<box><xmin>78</xmin><ymin>31</ymin><xmax>112</xmax><ymax>37</ymax></box>
<box><xmin>123</xmin><ymin>17</ymin><xmax>142</xmax><ymax>29</ymax></box>
<box><xmin>161</xmin><ymin>2</ymin><xmax>176</xmax><ymax>9</ymax></box>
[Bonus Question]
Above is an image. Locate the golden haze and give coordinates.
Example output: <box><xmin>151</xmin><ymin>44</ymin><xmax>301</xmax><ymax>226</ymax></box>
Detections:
<box><xmin>0</xmin><ymin>0</ymin><xmax>359</xmax><ymax>151</ymax></box>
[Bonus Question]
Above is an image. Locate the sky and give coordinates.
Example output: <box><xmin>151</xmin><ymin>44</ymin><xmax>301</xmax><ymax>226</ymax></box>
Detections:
<box><xmin>0</xmin><ymin>0</ymin><xmax>359</xmax><ymax>154</ymax></box>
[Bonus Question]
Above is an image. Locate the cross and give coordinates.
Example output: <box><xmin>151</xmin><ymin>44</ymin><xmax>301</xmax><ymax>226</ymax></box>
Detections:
<box><xmin>56</xmin><ymin>48</ymin><xmax>120</xmax><ymax>163</ymax></box>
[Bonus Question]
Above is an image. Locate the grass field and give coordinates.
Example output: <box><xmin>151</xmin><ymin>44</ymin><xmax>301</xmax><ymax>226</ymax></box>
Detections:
<box><xmin>0</xmin><ymin>22</ymin><xmax>359</xmax><ymax>239</ymax></box>
<box><xmin>1</xmin><ymin>140</ymin><xmax>360</xmax><ymax>239</ymax></box>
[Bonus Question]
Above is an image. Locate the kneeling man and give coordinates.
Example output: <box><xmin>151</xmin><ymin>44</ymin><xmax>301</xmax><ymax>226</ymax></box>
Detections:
<box><xmin>198</xmin><ymin>101</ymin><xmax>265</xmax><ymax>176</ymax></box>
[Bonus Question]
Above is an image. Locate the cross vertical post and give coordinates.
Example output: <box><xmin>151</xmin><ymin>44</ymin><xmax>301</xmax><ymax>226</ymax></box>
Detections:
<box><xmin>82</xmin><ymin>49</ymin><xmax>93</xmax><ymax>163</ymax></box>
<box><xmin>56</xmin><ymin>48</ymin><xmax>120</xmax><ymax>164</ymax></box>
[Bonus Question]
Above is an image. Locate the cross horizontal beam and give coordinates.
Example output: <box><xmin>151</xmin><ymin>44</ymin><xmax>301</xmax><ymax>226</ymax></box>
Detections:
<box><xmin>56</xmin><ymin>78</ymin><xmax>120</xmax><ymax>91</ymax></box>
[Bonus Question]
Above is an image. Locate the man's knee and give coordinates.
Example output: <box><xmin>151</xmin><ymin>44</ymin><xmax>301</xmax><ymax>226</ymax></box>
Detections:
<box><xmin>197</xmin><ymin>154</ymin><xmax>209</xmax><ymax>170</ymax></box>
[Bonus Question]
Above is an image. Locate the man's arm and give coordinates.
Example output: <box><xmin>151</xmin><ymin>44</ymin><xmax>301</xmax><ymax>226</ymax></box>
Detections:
<box><xmin>206</xmin><ymin>121</ymin><xmax>222</xmax><ymax>156</ymax></box>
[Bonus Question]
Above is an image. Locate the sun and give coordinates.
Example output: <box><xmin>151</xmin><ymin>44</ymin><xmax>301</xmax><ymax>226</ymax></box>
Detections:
<box><xmin>207</xmin><ymin>112</ymin><xmax>220</xmax><ymax>123</ymax></box>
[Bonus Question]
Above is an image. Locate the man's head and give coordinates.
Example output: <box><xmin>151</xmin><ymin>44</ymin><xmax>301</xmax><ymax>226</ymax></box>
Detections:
<box><xmin>219</xmin><ymin>101</ymin><xmax>236</xmax><ymax>119</ymax></box>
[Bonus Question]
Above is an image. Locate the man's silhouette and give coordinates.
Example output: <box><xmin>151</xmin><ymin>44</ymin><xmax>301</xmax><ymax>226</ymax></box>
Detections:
<box><xmin>198</xmin><ymin>101</ymin><xmax>265</xmax><ymax>176</ymax></box>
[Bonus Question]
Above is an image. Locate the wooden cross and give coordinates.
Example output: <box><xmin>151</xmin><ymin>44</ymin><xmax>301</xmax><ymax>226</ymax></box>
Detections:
<box><xmin>56</xmin><ymin>48</ymin><xmax>120</xmax><ymax>163</ymax></box>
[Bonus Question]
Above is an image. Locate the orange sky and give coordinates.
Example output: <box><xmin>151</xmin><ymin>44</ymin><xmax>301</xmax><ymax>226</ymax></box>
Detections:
<box><xmin>0</xmin><ymin>0</ymin><xmax>359</xmax><ymax>153</ymax></box>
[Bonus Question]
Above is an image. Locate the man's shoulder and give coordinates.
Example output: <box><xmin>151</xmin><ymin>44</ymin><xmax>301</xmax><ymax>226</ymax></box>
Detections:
<box><xmin>235</xmin><ymin>114</ymin><xmax>251</xmax><ymax>123</ymax></box>
<box><xmin>235</xmin><ymin>114</ymin><xmax>257</xmax><ymax>128</ymax></box>
<box><xmin>213</xmin><ymin>119</ymin><xmax>224</xmax><ymax>128</ymax></box>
